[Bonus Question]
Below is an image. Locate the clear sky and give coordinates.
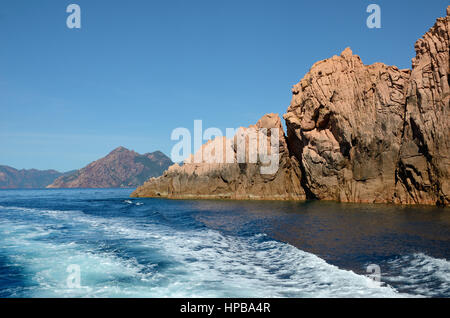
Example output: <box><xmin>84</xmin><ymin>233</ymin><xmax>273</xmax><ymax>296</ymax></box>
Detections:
<box><xmin>0</xmin><ymin>0</ymin><xmax>448</xmax><ymax>171</ymax></box>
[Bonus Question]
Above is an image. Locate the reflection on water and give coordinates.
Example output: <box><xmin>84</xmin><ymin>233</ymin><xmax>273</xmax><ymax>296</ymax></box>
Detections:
<box><xmin>0</xmin><ymin>189</ymin><xmax>448</xmax><ymax>297</ymax></box>
<box><xmin>191</xmin><ymin>200</ymin><xmax>450</xmax><ymax>274</ymax></box>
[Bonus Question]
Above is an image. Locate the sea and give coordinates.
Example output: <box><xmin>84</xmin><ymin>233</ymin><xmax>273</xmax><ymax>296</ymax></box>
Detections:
<box><xmin>0</xmin><ymin>188</ymin><xmax>448</xmax><ymax>298</ymax></box>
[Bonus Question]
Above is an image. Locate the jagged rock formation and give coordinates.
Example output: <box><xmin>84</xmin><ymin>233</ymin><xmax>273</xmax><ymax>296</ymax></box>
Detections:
<box><xmin>284</xmin><ymin>47</ymin><xmax>411</xmax><ymax>204</ymax></box>
<box><xmin>48</xmin><ymin>147</ymin><xmax>172</xmax><ymax>188</ymax></box>
<box><xmin>284</xmin><ymin>7</ymin><xmax>449</xmax><ymax>206</ymax></box>
<box><xmin>132</xmin><ymin>7</ymin><xmax>449</xmax><ymax>206</ymax></box>
<box><xmin>0</xmin><ymin>165</ymin><xmax>65</xmax><ymax>189</ymax></box>
<box><xmin>396</xmin><ymin>7</ymin><xmax>450</xmax><ymax>206</ymax></box>
<box><xmin>132</xmin><ymin>114</ymin><xmax>305</xmax><ymax>200</ymax></box>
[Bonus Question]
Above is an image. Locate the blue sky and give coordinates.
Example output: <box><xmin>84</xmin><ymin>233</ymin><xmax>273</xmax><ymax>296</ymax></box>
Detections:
<box><xmin>0</xmin><ymin>0</ymin><xmax>448</xmax><ymax>171</ymax></box>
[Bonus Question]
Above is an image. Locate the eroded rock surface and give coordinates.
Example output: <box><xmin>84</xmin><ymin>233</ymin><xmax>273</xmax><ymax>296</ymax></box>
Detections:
<box><xmin>132</xmin><ymin>114</ymin><xmax>305</xmax><ymax>200</ymax></box>
<box><xmin>284</xmin><ymin>49</ymin><xmax>411</xmax><ymax>203</ymax></box>
<box><xmin>283</xmin><ymin>7</ymin><xmax>449</xmax><ymax>205</ymax></box>
<box><xmin>133</xmin><ymin>7</ymin><xmax>450</xmax><ymax>206</ymax></box>
<box><xmin>396</xmin><ymin>8</ymin><xmax>450</xmax><ymax>206</ymax></box>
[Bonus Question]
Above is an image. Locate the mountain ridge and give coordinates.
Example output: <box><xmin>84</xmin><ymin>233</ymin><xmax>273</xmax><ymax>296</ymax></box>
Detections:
<box><xmin>47</xmin><ymin>147</ymin><xmax>173</xmax><ymax>189</ymax></box>
<box><xmin>1</xmin><ymin>147</ymin><xmax>172</xmax><ymax>189</ymax></box>
<box><xmin>0</xmin><ymin>165</ymin><xmax>66</xmax><ymax>189</ymax></box>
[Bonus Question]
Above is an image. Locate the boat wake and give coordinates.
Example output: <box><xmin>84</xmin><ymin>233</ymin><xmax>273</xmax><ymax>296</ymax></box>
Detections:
<box><xmin>0</xmin><ymin>203</ymin><xmax>447</xmax><ymax>298</ymax></box>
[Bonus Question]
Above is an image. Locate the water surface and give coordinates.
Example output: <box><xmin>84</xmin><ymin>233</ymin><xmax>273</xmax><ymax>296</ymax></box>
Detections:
<box><xmin>0</xmin><ymin>189</ymin><xmax>448</xmax><ymax>297</ymax></box>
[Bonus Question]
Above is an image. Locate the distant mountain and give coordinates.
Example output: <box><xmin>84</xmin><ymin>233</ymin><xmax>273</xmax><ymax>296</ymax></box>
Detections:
<box><xmin>0</xmin><ymin>166</ymin><xmax>65</xmax><ymax>189</ymax></box>
<box><xmin>47</xmin><ymin>147</ymin><xmax>173</xmax><ymax>189</ymax></box>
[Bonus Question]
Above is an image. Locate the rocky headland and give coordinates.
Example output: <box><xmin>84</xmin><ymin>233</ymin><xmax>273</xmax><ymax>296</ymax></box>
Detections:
<box><xmin>132</xmin><ymin>7</ymin><xmax>450</xmax><ymax>206</ymax></box>
<box><xmin>132</xmin><ymin>114</ymin><xmax>305</xmax><ymax>200</ymax></box>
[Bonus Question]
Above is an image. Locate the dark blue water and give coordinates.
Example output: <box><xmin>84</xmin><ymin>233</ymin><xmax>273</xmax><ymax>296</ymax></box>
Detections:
<box><xmin>0</xmin><ymin>189</ymin><xmax>448</xmax><ymax>297</ymax></box>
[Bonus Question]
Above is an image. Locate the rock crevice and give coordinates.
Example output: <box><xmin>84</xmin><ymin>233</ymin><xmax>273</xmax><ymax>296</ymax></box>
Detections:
<box><xmin>133</xmin><ymin>7</ymin><xmax>450</xmax><ymax>206</ymax></box>
<box><xmin>132</xmin><ymin>114</ymin><xmax>306</xmax><ymax>200</ymax></box>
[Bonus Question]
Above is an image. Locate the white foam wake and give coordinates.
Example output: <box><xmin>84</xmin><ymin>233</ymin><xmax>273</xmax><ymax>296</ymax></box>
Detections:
<box><xmin>0</xmin><ymin>205</ymin><xmax>410</xmax><ymax>298</ymax></box>
<box><xmin>383</xmin><ymin>253</ymin><xmax>450</xmax><ymax>297</ymax></box>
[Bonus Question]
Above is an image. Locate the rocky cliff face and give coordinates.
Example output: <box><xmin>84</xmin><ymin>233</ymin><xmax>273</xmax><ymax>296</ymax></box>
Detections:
<box><xmin>48</xmin><ymin>147</ymin><xmax>173</xmax><ymax>188</ymax></box>
<box><xmin>284</xmin><ymin>7</ymin><xmax>449</xmax><ymax>206</ymax></box>
<box><xmin>132</xmin><ymin>114</ymin><xmax>305</xmax><ymax>200</ymax></box>
<box><xmin>284</xmin><ymin>48</ymin><xmax>411</xmax><ymax>204</ymax></box>
<box><xmin>396</xmin><ymin>7</ymin><xmax>450</xmax><ymax>206</ymax></box>
<box><xmin>132</xmin><ymin>7</ymin><xmax>449</xmax><ymax>206</ymax></box>
<box><xmin>0</xmin><ymin>166</ymin><xmax>64</xmax><ymax>189</ymax></box>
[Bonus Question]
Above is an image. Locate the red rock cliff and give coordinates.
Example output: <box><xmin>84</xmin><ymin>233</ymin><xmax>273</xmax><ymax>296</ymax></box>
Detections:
<box><xmin>133</xmin><ymin>7</ymin><xmax>450</xmax><ymax>206</ymax></box>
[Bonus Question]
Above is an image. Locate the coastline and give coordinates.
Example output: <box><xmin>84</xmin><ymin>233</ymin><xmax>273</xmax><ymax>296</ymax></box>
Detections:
<box><xmin>130</xmin><ymin>191</ymin><xmax>450</xmax><ymax>208</ymax></box>
<box><xmin>132</xmin><ymin>7</ymin><xmax>450</xmax><ymax>207</ymax></box>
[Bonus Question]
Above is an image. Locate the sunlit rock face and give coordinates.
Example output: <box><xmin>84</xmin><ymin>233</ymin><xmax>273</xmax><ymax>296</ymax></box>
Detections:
<box><xmin>132</xmin><ymin>114</ymin><xmax>306</xmax><ymax>200</ymax></box>
<box><xmin>396</xmin><ymin>7</ymin><xmax>450</xmax><ymax>206</ymax></box>
<box><xmin>284</xmin><ymin>7</ymin><xmax>449</xmax><ymax>206</ymax></box>
<box><xmin>284</xmin><ymin>48</ymin><xmax>411</xmax><ymax>203</ymax></box>
<box><xmin>134</xmin><ymin>7</ymin><xmax>449</xmax><ymax>206</ymax></box>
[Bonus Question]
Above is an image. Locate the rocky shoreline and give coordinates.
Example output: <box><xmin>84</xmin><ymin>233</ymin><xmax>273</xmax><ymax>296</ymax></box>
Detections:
<box><xmin>132</xmin><ymin>7</ymin><xmax>450</xmax><ymax>207</ymax></box>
